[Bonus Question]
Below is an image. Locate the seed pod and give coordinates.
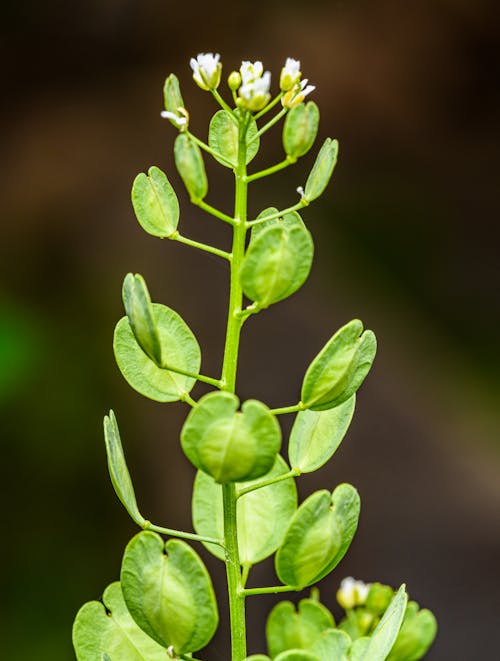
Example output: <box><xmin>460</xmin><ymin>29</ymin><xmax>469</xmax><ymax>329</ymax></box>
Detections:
<box><xmin>303</xmin><ymin>138</ymin><xmax>338</xmax><ymax>202</ymax></box>
<box><xmin>163</xmin><ymin>74</ymin><xmax>184</xmax><ymax>116</ymax></box>
<box><xmin>174</xmin><ymin>134</ymin><xmax>208</xmax><ymax>201</ymax></box>
<box><xmin>131</xmin><ymin>166</ymin><xmax>179</xmax><ymax>238</ymax></box>
<box><xmin>283</xmin><ymin>102</ymin><xmax>319</xmax><ymax>159</ymax></box>
<box><xmin>122</xmin><ymin>273</ymin><xmax>162</xmax><ymax>365</ymax></box>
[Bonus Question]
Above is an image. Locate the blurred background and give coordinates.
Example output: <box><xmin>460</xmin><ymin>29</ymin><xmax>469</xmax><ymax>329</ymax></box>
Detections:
<box><xmin>1</xmin><ymin>1</ymin><xmax>499</xmax><ymax>659</ymax></box>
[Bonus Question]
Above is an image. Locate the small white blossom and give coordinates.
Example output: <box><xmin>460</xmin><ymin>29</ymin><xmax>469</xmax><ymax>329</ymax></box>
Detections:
<box><xmin>161</xmin><ymin>106</ymin><xmax>189</xmax><ymax>130</ymax></box>
<box><xmin>280</xmin><ymin>57</ymin><xmax>301</xmax><ymax>91</ymax></box>
<box><xmin>296</xmin><ymin>186</ymin><xmax>305</xmax><ymax>197</ymax></box>
<box><xmin>190</xmin><ymin>52</ymin><xmax>222</xmax><ymax>91</ymax></box>
<box><xmin>282</xmin><ymin>78</ymin><xmax>316</xmax><ymax>109</ymax></box>
<box><xmin>240</xmin><ymin>60</ymin><xmax>264</xmax><ymax>85</ymax></box>
<box><xmin>238</xmin><ymin>62</ymin><xmax>271</xmax><ymax>112</ymax></box>
<box><xmin>337</xmin><ymin>577</ymin><xmax>371</xmax><ymax>610</ymax></box>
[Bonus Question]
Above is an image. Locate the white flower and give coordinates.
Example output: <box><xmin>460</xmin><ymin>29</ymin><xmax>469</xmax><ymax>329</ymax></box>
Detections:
<box><xmin>280</xmin><ymin>57</ymin><xmax>301</xmax><ymax>91</ymax></box>
<box><xmin>161</xmin><ymin>107</ymin><xmax>189</xmax><ymax>130</ymax></box>
<box><xmin>240</xmin><ymin>60</ymin><xmax>264</xmax><ymax>85</ymax></box>
<box><xmin>190</xmin><ymin>52</ymin><xmax>222</xmax><ymax>90</ymax></box>
<box><xmin>337</xmin><ymin>577</ymin><xmax>371</xmax><ymax>610</ymax></box>
<box><xmin>238</xmin><ymin>61</ymin><xmax>271</xmax><ymax>112</ymax></box>
<box><xmin>297</xmin><ymin>185</ymin><xmax>305</xmax><ymax>198</ymax></box>
<box><xmin>282</xmin><ymin>78</ymin><xmax>316</xmax><ymax>109</ymax></box>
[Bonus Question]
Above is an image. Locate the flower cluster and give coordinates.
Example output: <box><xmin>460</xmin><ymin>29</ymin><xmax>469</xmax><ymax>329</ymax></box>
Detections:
<box><xmin>337</xmin><ymin>577</ymin><xmax>371</xmax><ymax>610</ymax></box>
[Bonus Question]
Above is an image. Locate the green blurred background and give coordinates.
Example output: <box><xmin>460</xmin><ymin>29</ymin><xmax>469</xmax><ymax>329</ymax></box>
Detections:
<box><xmin>1</xmin><ymin>1</ymin><xmax>499</xmax><ymax>659</ymax></box>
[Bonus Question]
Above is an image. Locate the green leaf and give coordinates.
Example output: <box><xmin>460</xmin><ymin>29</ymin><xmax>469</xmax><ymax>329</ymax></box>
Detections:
<box><xmin>358</xmin><ymin>586</ymin><xmax>408</xmax><ymax>661</ymax></box>
<box><xmin>275</xmin><ymin>484</ymin><xmax>360</xmax><ymax>589</ymax></box>
<box><xmin>208</xmin><ymin>109</ymin><xmax>259</xmax><ymax>167</ymax></box>
<box><xmin>192</xmin><ymin>455</ymin><xmax>297</xmax><ymax>563</ymax></box>
<box><xmin>121</xmin><ymin>531</ymin><xmax>218</xmax><ymax>655</ymax></box>
<box><xmin>240</xmin><ymin>211</ymin><xmax>313</xmax><ymax>308</ymax></box>
<box><xmin>245</xmin><ymin>657</ymin><xmax>271</xmax><ymax>661</ymax></box>
<box><xmin>301</xmin><ymin>319</ymin><xmax>377</xmax><ymax>411</ymax></box>
<box><xmin>174</xmin><ymin>134</ymin><xmax>208</xmax><ymax>201</ymax></box>
<box><xmin>283</xmin><ymin>102</ymin><xmax>319</xmax><ymax>159</ymax></box>
<box><xmin>181</xmin><ymin>391</ymin><xmax>281</xmax><ymax>483</ymax></box>
<box><xmin>104</xmin><ymin>410</ymin><xmax>144</xmax><ymax>526</ymax></box>
<box><xmin>131</xmin><ymin>166</ymin><xmax>179</xmax><ymax>238</ymax></box>
<box><xmin>266</xmin><ymin>598</ymin><xmax>334</xmax><ymax>657</ymax></box>
<box><xmin>350</xmin><ymin>638</ymin><xmax>370</xmax><ymax>661</ymax></box>
<box><xmin>288</xmin><ymin>395</ymin><xmax>355</xmax><ymax>473</ymax></box>
<box><xmin>122</xmin><ymin>273</ymin><xmax>162</xmax><ymax>365</ymax></box>
<box><xmin>114</xmin><ymin>303</ymin><xmax>201</xmax><ymax>402</ymax></box>
<box><xmin>310</xmin><ymin>629</ymin><xmax>351</xmax><ymax>661</ymax></box>
<box><xmin>275</xmin><ymin>651</ymin><xmax>321</xmax><ymax>661</ymax></box>
<box><xmin>366</xmin><ymin>584</ymin><xmax>395</xmax><ymax>616</ymax></box>
<box><xmin>73</xmin><ymin>582</ymin><xmax>166</xmax><ymax>660</ymax></box>
<box><xmin>163</xmin><ymin>74</ymin><xmax>184</xmax><ymax>120</ymax></box>
<box><xmin>303</xmin><ymin>138</ymin><xmax>338</xmax><ymax>202</ymax></box>
<box><xmin>387</xmin><ymin>607</ymin><xmax>437</xmax><ymax>661</ymax></box>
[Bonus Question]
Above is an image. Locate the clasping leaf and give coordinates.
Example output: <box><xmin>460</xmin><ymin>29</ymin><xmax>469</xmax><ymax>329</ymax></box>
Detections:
<box><xmin>181</xmin><ymin>391</ymin><xmax>281</xmax><ymax>483</ymax></box>
<box><xmin>104</xmin><ymin>410</ymin><xmax>145</xmax><ymax>526</ymax></box>
<box><xmin>121</xmin><ymin>531</ymin><xmax>219</xmax><ymax>655</ymax></box>
<box><xmin>301</xmin><ymin>319</ymin><xmax>377</xmax><ymax>410</ymax></box>
<box><xmin>131</xmin><ymin>166</ymin><xmax>179</xmax><ymax>238</ymax></box>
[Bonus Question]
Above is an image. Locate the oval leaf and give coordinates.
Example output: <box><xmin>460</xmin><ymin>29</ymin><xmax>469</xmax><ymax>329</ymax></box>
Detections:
<box><xmin>181</xmin><ymin>391</ymin><xmax>281</xmax><ymax>483</ymax></box>
<box><xmin>387</xmin><ymin>607</ymin><xmax>437</xmax><ymax>661</ymax></box>
<box><xmin>121</xmin><ymin>532</ymin><xmax>218</xmax><ymax>655</ymax></box>
<box><xmin>131</xmin><ymin>166</ymin><xmax>179</xmax><ymax>238</ymax></box>
<box><xmin>275</xmin><ymin>651</ymin><xmax>321</xmax><ymax>661</ymax></box>
<box><xmin>208</xmin><ymin>110</ymin><xmax>260</xmax><ymax>167</ymax></box>
<box><xmin>122</xmin><ymin>273</ymin><xmax>162</xmax><ymax>365</ymax></box>
<box><xmin>303</xmin><ymin>138</ymin><xmax>338</xmax><ymax>202</ymax></box>
<box><xmin>266</xmin><ymin>598</ymin><xmax>335</xmax><ymax>657</ymax></box>
<box><xmin>73</xmin><ymin>582</ymin><xmax>166</xmax><ymax>661</ymax></box>
<box><xmin>104</xmin><ymin>410</ymin><xmax>144</xmax><ymax>526</ymax></box>
<box><xmin>283</xmin><ymin>102</ymin><xmax>320</xmax><ymax>159</ymax></box>
<box><xmin>301</xmin><ymin>319</ymin><xmax>377</xmax><ymax>411</ymax></box>
<box><xmin>310</xmin><ymin>629</ymin><xmax>351</xmax><ymax>661</ymax></box>
<box><xmin>174</xmin><ymin>134</ymin><xmax>208</xmax><ymax>201</ymax></box>
<box><xmin>276</xmin><ymin>483</ymin><xmax>360</xmax><ymax>589</ymax></box>
<box><xmin>357</xmin><ymin>586</ymin><xmax>408</xmax><ymax>661</ymax></box>
<box><xmin>192</xmin><ymin>455</ymin><xmax>297</xmax><ymax>564</ymax></box>
<box><xmin>289</xmin><ymin>396</ymin><xmax>355</xmax><ymax>473</ymax></box>
<box><xmin>240</xmin><ymin>213</ymin><xmax>313</xmax><ymax>308</ymax></box>
<box><xmin>114</xmin><ymin>303</ymin><xmax>201</xmax><ymax>402</ymax></box>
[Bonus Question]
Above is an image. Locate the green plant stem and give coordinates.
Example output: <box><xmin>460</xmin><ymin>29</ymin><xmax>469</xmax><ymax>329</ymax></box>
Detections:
<box><xmin>211</xmin><ymin>88</ymin><xmax>238</xmax><ymax>122</ymax></box>
<box><xmin>160</xmin><ymin>362</ymin><xmax>222</xmax><ymax>388</ymax></box>
<box><xmin>193</xmin><ymin>199</ymin><xmax>236</xmax><ymax>225</ymax></box>
<box><xmin>143</xmin><ymin>522</ymin><xmax>225</xmax><ymax>548</ymax></box>
<box><xmin>254</xmin><ymin>92</ymin><xmax>284</xmax><ymax>120</ymax></box>
<box><xmin>172</xmin><ymin>232</ymin><xmax>231</xmax><ymax>260</ymax></box>
<box><xmin>236</xmin><ymin>469</ymin><xmax>300</xmax><ymax>499</ymax></box>
<box><xmin>246</xmin><ymin>199</ymin><xmax>308</xmax><ymax>227</ymax></box>
<box><xmin>269</xmin><ymin>402</ymin><xmax>304</xmax><ymax>415</ymax></box>
<box><xmin>251</xmin><ymin>107</ymin><xmax>288</xmax><ymax>142</ymax></box>
<box><xmin>219</xmin><ymin>112</ymin><xmax>250</xmax><ymax>661</ymax></box>
<box><xmin>180</xmin><ymin>392</ymin><xmax>197</xmax><ymax>407</ymax></box>
<box><xmin>187</xmin><ymin>129</ymin><xmax>234</xmax><ymax>167</ymax></box>
<box><xmin>242</xmin><ymin>585</ymin><xmax>297</xmax><ymax>597</ymax></box>
<box><xmin>246</xmin><ymin>156</ymin><xmax>296</xmax><ymax>183</ymax></box>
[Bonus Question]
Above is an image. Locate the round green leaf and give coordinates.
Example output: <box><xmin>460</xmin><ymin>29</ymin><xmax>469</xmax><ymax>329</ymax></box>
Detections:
<box><xmin>350</xmin><ymin>638</ymin><xmax>370</xmax><ymax>661</ymax></box>
<box><xmin>192</xmin><ymin>455</ymin><xmax>298</xmax><ymax>563</ymax></box>
<box><xmin>114</xmin><ymin>303</ymin><xmax>201</xmax><ymax>402</ymax></box>
<box><xmin>266</xmin><ymin>598</ymin><xmax>334</xmax><ymax>657</ymax></box>
<box><xmin>357</xmin><ymin>586</ymin><xmax>407</xmax><ymax>661</ymax></box>
<box><xmin>301</xmin><ymin>319</ymin><xmax>377</xmax><ymax>411</ymax></box>
<box><xmin>104</xmin><ymin>410</ymin><xmax>144</xmax><ymax>526</ymax></box>
<box><xmin>283</xmin><ymin>102</ymin><xmax>320</xmax><ymax>159</ymax></box>
<box><xmin>122</xmin><ymin>273</ymin><xmax>162</xmax><ymax>365</ymax></box>
<box><xmin>240</xmin><ymin>212</ymin><xmax>313</xmax><ymax>308</ymax></box>
<box><xmin>181</xmin><ymin>391</ymin><xmax>281</xmax><ymax>483</ymax></box>
<box><xmin>174</xmin><ymin>133</ymin><xmax>208</xmax><ymax>201</ymax></box>
<box><xmin>303</xmin><ymin>138</ymin><xmax>339</xmax><ymax>202</ymax></box>
<box><xmin>289</xmin><ymin>396</ymin><xmax>355</xmax><ymax>473</ymax></box>
<box><xmin>73</xmin><ymin>582</ymin><xmax>166</xmax><ymax>661</ymax></box>
<box><xmin>131</xmin><ymin>166</ymin><xmax>179</xmax><ymax>238</ymax></box>
<box><xmin>275</xmin><ymin>484</ymin><xmax>360</xmax><ymax>589</ymax></box>
<box><xmin>387</xmin><ymin>607</ymin><xmax>437</xmax><ymax>661</ymax></box>
<box><xmin>121</xmin><ymin>531</ymin><xmax>218</xmax><ymax>655</ymax></box>
<box><xmin>208</xmin><ymin>109</ymin><xmax>260</xmax><ymax>167</ymax></box>
<box><xmin>310</xmin><ymin>630</ymin><xmax>351</xmax><ymax>661</ymax></box>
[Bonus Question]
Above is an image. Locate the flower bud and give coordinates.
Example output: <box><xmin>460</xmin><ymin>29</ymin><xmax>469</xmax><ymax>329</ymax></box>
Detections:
<box><xmin>190</xmin><ymin>52</ymin><xmax>222</xmax><ymax>91</ymax></box>
<box><xmin>337</xmin><ymin>577</ymin><xmax>371</xmax><ymax>610</ymax></box>
<box><xmin>280</xmin><ymin>57</ymin><xmax>301</xmax><ymax>91</ymax></box>
<box><xmin>228</xmin><ymin>71</ymin><xmax>241</xmax><ymax>91</ymax></box>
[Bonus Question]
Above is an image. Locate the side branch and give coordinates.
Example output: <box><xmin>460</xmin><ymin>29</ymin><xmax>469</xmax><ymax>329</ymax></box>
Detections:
<box><xmin>241</xmin><ymin>585</ymin><xmax>298</xmax><ymax>597</ymax></box>
<box><xmin>172</xmin><ymin>232</ymin><xmax>232</xmax><ymax>260</ymax></box>
<box><xmin>193</xmin><ymin>199</ymin><xmax>236</xmax><ymax>226</ymax></box>
<box><xmin>246</xmin><ymin>156</ymin><xmax>296</xmax><ymax>183</ymax></box>
<box><xmin>143</xmin><ymin>521</ymin><xmax>225</xmax><ymax>549</ymax></box>
<box><xmin>246</xmin><ymin>199</ymin><xmax>309</xmax><ymax>227</ymax></box>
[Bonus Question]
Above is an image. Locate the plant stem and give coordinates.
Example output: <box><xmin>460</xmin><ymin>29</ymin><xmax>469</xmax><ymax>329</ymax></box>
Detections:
<box><xmin>246</xmin><ymin>156</ymin><xmax>296</xmax><ymax>183</ymax></box>
<box><xmin>236</xmin><ymin>468</ymin><xmax>300</xmax><ymax>499</ymax></box>
<box><xmin>220</xmin><ymin>112</ymin><xmax>249</xmax><ymax>661</ymax></box>
<box><xmin>172</xmin><ymin>232</ymin><xmax>232</xmax><ymax>260</ymax></box>
<box><xmin>242</xmin><ymin>585</ymin><xmax>297</xmax><ymax>596</ymax></box>
<box><xmin>187</xmin><ymin>130</ymin><xmax>234</xmax><ymax>167</ymax></box>
<box><xmin>193</xmin><ymin>199</ymin><xmax>236</xmax><ymax>226</ymax></box>
<box><xmin>269</xmin><ymin>402</ymin><xmax>304</xmax><ymax>416</ymax></box>
<box><xmin>143</xmin><ymin>522</ymin><xmax>225</xmax><ymax>548</ymax></box>
<box><xmin>246</xmin><ymin>199</ymin><xmax>308</xmax><ymax>227</ymax></box>
<box><xmin>159</xmin><ymin>362</ymin><xmax>223</xmax><ymax>388</ymax></box>
<box><xmin>251</xmin><ymin>107</ymin><xmax>288</xmax><ymax>142</ymax></box>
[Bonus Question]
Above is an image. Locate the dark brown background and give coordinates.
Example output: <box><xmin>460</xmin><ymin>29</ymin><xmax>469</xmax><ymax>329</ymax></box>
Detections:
<box><xmin>1</xmin><ymin>1</ymin><xmax>499</xmax><ymax>659</ymax></box>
